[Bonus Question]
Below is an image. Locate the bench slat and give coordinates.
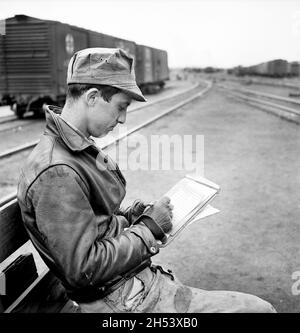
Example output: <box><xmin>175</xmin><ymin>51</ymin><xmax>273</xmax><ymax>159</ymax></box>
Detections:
<box><xmin>0</xmin><ymin>199</ymin><xmax>29</xmax><ymax>262</ymax></box>
<box><xmin>4</xmin><ymin>270</ymin><xmax>74</xmax><ymax>313</ymax></box>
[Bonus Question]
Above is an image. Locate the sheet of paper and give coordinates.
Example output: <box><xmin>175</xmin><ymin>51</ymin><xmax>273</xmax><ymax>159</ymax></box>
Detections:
<box><xmin>165</xmin><ymin>178</ymin><xmax>217</xmax><ymax>235</ymax></box>
<box><xmin>187</xmin><ymin>204</ymin><xmax>220</xmax><ymax>225</ymax></box>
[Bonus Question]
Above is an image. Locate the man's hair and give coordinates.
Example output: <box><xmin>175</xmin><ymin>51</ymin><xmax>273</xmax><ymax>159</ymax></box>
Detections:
<box><xmin>66</xmin><ymin>84</ymin><xmax>121</xmax><ymax>102</ymax></box>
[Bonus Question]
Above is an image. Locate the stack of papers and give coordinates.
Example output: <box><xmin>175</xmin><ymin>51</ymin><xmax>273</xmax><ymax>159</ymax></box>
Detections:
<box><xmin>161</xmin><ymin>174</ymin><xmax>220</xmax><ymax>246</ymax></box>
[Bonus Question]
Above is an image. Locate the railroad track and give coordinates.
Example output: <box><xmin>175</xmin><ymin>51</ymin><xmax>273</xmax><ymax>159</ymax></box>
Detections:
<box><xmin>0</xmin><ymin>80</ymin><xmax>212</xmax><ymax>205</ymax></box>
<box><xmin>222</xmin><ymin>76</ymin><xmax>300</xmax><ymax>90</ymax></box>
<box><xmin>0</xmin><ymin>112</ymin><xmax>39</xmax><ymax>134</ymax></box>
<box><xmin>0</xmin><ymin>115</ymin><xmax>17</xmax><ymax>125</ymax></box>
<box><xmin>217</xmin><ymin>83</ymin><xmax>300</xmax><ymax>125</ymax></box>
<box><xmin>219</xmin><ymin>84</ymin><xmax>300</xmax><ymax>106</ymax></box>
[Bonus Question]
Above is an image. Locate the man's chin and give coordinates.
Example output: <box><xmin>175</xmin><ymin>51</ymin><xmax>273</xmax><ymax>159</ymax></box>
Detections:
<box><xmin>97</xmin><ymin>129</ymin><xmax>113</xmax><ymax>138</ymax></box>
<box><xmin>96</xmin><ymin>133</ymin><xmax>106</xmax><ymax>138</ymax></box>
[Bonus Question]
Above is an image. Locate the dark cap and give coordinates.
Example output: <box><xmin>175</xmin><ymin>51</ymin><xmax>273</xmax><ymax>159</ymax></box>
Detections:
<box><xmin>67</xmin><ymin>48</ymin><xmax>146</xmax><ymax>102</ymax></box>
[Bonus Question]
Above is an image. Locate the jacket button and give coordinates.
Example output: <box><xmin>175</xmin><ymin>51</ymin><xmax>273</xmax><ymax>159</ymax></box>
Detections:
<box><xmin>150</xmin><ymin>246</ymin><xmax>156</xmax><ymax>253</ymax></box>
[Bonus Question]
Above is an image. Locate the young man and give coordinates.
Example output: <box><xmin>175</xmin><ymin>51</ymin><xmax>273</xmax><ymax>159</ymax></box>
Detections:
<box><xmin>17</xmin><ymin>48</ymin><xmax>276</xmax><ymax>313</ymax></box>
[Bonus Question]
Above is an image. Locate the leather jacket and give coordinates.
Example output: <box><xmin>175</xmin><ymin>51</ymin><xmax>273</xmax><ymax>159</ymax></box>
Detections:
<box><xmin>17</xmin><ymin>106</ymin><xmax>159</xmax><ymax>299</ymax></box>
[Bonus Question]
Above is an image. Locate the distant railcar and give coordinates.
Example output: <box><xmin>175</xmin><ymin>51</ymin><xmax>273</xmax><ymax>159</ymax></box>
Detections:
<box><xmin>246</xmin><ymin>60</ymin><xmax>288</xmax><ymax>77</ymax></box>
<box><xmin>254</xmin><ymin>62</ymin><xmax>269</xmax><ymax>75</ymax></box>
<box><xmin>135</xmin><ymin>45</ymin><xmax>169</xmax><ymax>93</ymax></box>
<box><xmin>231</xmin><ymin>59</ymin><xmax>290</xmax><ymax>78</ymax></box>
<box><xmin>288</xmin><ymin>61</ymin><xmax>300</xmax><ymax>77</ymax></box>
<box><xmin>267</xmin><ymin>59</ymin><xmax>288</xmax><ymax>77</ymax></box>
<box><xmin>0</xmin><ymin>15</ymin><xmax>169</xmax><ymax>118</ymax></box>
<box><xmin>153</xmin><ymin>48</ymin><xmax>169</xmax><ymax>87</ymax></box>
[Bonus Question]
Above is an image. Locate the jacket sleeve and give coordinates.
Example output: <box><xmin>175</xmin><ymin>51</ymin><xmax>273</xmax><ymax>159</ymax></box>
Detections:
<box><xmin>29</xmin><ymin>164</ymin><xmax>159</xmax><ymax>289</ymax></box>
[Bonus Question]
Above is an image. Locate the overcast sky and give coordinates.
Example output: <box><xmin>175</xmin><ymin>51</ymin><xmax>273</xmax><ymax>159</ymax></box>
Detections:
<box><xmin>1</xmin><ymin>0</ymin><xmax>300</xmax><ymax>68</ymax></box>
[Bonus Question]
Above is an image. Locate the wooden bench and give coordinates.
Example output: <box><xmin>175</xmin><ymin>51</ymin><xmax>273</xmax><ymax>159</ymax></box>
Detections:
<box><xmin>0</xmin><ymin>194</ymin><xmax>80</xmax><ymax>313</ymax></box>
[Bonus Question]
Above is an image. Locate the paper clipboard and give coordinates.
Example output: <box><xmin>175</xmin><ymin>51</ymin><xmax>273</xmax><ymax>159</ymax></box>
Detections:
<box><xmin>159</xmin><ymin>174</ymin><xmax>220</xmax><ymax>247</ymax></box>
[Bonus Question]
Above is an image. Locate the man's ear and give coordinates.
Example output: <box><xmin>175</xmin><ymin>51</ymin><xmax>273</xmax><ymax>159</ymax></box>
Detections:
<box><xmin>84</xmin><ymin>88</ymin><xmax>100</xmax><ymax>106</ymax></box>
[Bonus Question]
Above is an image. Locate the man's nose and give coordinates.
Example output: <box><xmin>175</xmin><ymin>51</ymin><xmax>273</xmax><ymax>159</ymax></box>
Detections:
<box><xmin>118</xmin><ymin>111</ymin><xmax>126</xmax><ymax>124</ymax></box>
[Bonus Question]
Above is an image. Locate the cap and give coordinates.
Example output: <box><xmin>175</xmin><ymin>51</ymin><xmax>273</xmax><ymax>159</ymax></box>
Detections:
<box><xmin>67</xmin><ymin>48</ymin><xmax>146</xmax><ymax>102</ymax></box>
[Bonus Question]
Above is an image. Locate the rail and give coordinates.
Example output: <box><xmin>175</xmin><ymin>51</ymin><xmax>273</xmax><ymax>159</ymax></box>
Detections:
<box><xmin>218</xmin><ymin>84</ymin><xmax>300</xmax><ymax>124</ymax></box>
<box><xmin>220</xmin><ymin>84</ymin><xmax>300</xmax><ymax>107</ymax></box>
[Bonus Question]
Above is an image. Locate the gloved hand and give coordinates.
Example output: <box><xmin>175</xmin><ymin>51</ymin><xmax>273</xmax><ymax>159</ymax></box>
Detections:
<box><xmin>120</xmin><ymin>200</ymin><xmax>148</xmax><ymax>224</ymax></box>
<box><xmin>131</xmin><ymin>200</ymin><xmax>147</xmax><ymax>218</ymax></box>
<box><xmin>135</xmin><ymin>196</ymin><xmax>174</xmax><ymax>241</ymax></box>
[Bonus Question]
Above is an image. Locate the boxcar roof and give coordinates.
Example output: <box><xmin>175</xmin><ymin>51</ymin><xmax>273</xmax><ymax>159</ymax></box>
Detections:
<box><xmin>5</xmin><ymin>14</ymin><xmax>136</xmax><ymax>45</ymax></box>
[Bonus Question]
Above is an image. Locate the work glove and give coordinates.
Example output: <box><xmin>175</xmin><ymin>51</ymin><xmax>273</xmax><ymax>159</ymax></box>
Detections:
<box><xmin>135</xmin><ymin>196</ymin><xmax>174</xmax><ymax>241</ymax></box>
<box><xmin>120</xmin><ymin>200</ymin><xmax>148</xmax><ymax>224</ymax></box>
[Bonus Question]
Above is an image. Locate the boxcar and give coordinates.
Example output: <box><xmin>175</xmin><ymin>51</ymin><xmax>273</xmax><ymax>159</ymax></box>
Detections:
<box><xmin>267</xmin><ymin>59</ymin><xmax>288</xmax><ymax>77</ymax></box>
<box><xmin>135</xmin><ymin>45</ymin><xmax>169</xmax><ymax>93</ymax></box>
<box><xmin>254</xmin><ymin>62</ymin><xmax>269</xmax><ymax>76</ymax></box>
<box><xmin>288</xmin><ymin>61</ymin><xmax>300</xmax><ymax>77</ymax></box>
<box><xmin>232</xmin><ymin>59</ymin><xmax>290</xmax><ymax>78</ymax></box>
<box><xmin>153</xmin><ymin>48</ymin><xmax>169</xmax><ymax>87</ymax></box>
<box><xmin>0</xmin><ymin>15</ymin><xmax>169</xmax><ymax>118</ymax></box>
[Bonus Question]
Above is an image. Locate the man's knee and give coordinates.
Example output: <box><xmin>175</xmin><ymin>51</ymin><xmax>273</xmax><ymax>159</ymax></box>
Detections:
<box><xmin>234</xmin><ymin>292</ymin><xmax>276</xmax><ymax>313</ymax></box>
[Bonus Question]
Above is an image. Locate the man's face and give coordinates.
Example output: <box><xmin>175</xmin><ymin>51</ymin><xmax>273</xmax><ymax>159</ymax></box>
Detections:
<box><xmin>87</xmin><ymin>91</ymin><xmax>132</xmax><ymax>138</ymax></box>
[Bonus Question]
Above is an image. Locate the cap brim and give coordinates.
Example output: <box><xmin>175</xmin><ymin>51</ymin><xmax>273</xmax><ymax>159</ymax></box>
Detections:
<box><xmin>112</xmin><ymin>84</ymin><xmax>147</xmax><ymax>102</ymax></box>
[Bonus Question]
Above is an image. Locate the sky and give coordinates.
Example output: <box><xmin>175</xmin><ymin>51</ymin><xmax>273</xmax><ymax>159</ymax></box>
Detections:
<box><xmin>1</xmin><ymin>0</ymin><xmax>300</xmax><ymax>68</ymax></box>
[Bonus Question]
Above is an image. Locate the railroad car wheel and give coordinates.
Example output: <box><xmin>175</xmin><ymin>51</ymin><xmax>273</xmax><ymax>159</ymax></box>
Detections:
<box><xmin>12</xmin><ymin>103</ymin><xmax>25</xmax><ymax>119</ymax></box>
<box><xmin>33</xmin><ymin>109</ymin><xmax>43</xmax><ymax>118</ymax></box>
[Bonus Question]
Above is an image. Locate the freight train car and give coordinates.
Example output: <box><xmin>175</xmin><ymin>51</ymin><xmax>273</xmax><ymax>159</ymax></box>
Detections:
<box><xmin>229</xmin><ymin>59</ymin><xmax>290</xmax><ymax>78</ymax></box>
<box><xmin>246</xmin><ymin>59</ymin><xmax>288</xmax><ymax>77</ymax></box>
<box><xmin>266</xmin><ymin>59</ymin><xmax>288</xmax><ymax>77</ymax></box>
<box><xmin>0</xmin><ymin>15</ymin><xmax>169</xmax><ymax>118</ymax></box>
<box><xmin>253</xmin><ymin>62</ymin><xmax>269</xmax><ymax>76</ymax></box>
<box><xmin>135</xmin><ymin>45</ymin><xmax>169</xmax><ymax>93</ymax></box>
<box><xmin>287</xmin><ymin>61</ymin><xmax>300</xmax><ymax>77</ymax></box>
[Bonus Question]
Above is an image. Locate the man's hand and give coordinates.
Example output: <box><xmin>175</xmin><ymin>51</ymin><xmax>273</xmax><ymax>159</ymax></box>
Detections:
<box><xmin>119</xmin><ymin>200</ymin><xmax>148</xmax><ymax>224</ymax></box>
<box><xmin>133</xmin><ymin>196</ymin><xmax>174</xmax><ymax>243</ymax></box>
<box><xmin>147</xmin><ymin>196</ymin><xmax>174</xmax><ymax>233</ymax></box>
<box><xmin>130</xmin><ymin>200</ymin><xmax>148</xmax><ymax>223</ymax></box>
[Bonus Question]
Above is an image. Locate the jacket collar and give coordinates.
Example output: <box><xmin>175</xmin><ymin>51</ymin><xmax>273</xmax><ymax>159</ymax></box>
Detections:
<box><xmin>45</xmin><ymin>105</ymin><xmax>95</xmax><ymax>152</ymax></box>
